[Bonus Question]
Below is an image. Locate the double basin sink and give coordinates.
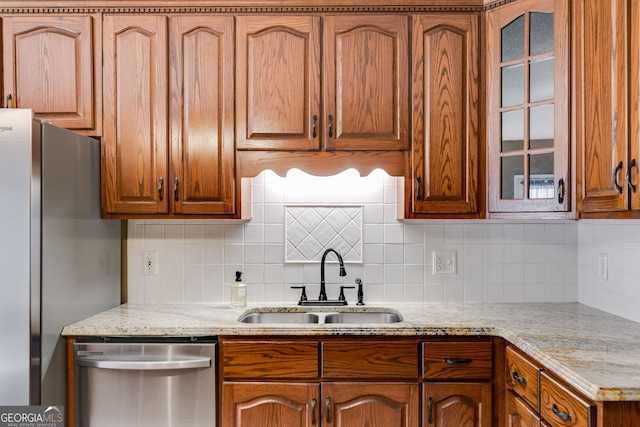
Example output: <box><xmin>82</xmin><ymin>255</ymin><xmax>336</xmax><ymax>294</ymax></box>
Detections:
<box><xmin>239</xmin><ymin>309</ymin><xmax>402</xmax><ymax>325</ymax></box>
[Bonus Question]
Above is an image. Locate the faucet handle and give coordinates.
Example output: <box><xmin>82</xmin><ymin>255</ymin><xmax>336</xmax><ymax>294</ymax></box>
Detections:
<box><xmin>291</xmin><ymin>286</ymin><xmax>307</xmax><ymax>305</ymax></box>
<box><xmin>355</xmin><ymin>278</ymin><xmax>364</xmax><ymax>306</ymax></box>
<box><xmin>338</xmin><ymin>286</ymin><xmax>355</xmax><ymax>302</ymax></box>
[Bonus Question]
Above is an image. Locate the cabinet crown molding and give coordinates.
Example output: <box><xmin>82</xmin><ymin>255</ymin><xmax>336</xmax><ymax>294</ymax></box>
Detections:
<box><xmin>0</xmin><ymin>0</ymin><xmax>517</xmax><ymax>14</ymax></box>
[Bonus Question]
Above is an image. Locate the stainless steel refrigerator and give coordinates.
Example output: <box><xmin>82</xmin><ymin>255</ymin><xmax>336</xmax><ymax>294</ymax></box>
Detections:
<box><xmin>0</xmin><ymin>109</ymin><xmax>121</xmax><ymax>406</ymax></box>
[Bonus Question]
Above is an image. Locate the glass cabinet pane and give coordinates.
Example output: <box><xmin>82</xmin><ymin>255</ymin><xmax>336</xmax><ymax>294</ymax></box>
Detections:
<box><xmin>529</xmin><ymin>153</ymin><xmax>554</xmax><ymax>199</ymax></box>
<box><xmin>529</xmin><ymin>105</ymin><xmax>554</xmax><ymax>149</ymax></box>
<box><xmin>502</xmin><ymin>64</ymin><xmax>525</xmax><ymax>107</ymax></box>
<box><xmin>501</xmin><ymin>15</ymin><xmax>525</xmax><ymax>62</ymax></box>
<box><xmin>501</xmin><ymin>109</ymin><xmax>524</xmax><ymax>152</ymax></box>
<box><xmin>501</xmin><ymin>155</ymin><xmax>524</xmax><ymax>199</ymax></box>
<box><xmin>529</xmin><ymin>57</ymin><xmax>554</xmax><ymax>102</ymax></box>
<box><xmin>530</xmin><ymin>12</ymin><xmax>554</xmax><ymax>55</ymax></box>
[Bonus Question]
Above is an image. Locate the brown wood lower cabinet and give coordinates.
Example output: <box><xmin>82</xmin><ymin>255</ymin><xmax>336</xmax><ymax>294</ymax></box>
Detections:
<box><xmin>220</xmin><ymin>336</ymin><xmax>492</xmax><ymax>426</ymax></box>
<box><xmin>222</xmin><ymin>381</ymin><xmax>418</xmax><ymax>427</ymax></box>
<box><xmin>506</xmin><ymin>389</ymin><xmax>543</xmax><ymax>427</ymax></box>
<box><xmin>423</xmin><ymin>382</ymin><xmax>492</xmax><ymax>427</ymax></box>
<box><xmin>222</xmin><ymin>382</ymin><xmax>320</xmax><ymax>427</ymax></box>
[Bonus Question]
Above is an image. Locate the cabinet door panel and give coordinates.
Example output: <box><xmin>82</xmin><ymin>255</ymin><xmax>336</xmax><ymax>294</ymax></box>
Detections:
<box><xmin>102</xmin><ymin>15</ymin><xmax>168</xmax><ymax>215</ymax></box>
<box><xmin>2</xmin><ymin>15</ymin><xmax>99</xmax><ymax>133</ymax></box>
<box><xmin>222</xmin><ymin>382</ymin><xmax>320</xmax><ymax>427</ymax></box>
<box><xmin>236</xmin><ymin>16</ymin><xmax>321</xmax><ymax>150</ymax></box>
<box><xmin>575</xmin><ymin>0</ymin><xmax>628</xmax><ymax>212</ymax></box>
<box><xmin>506</xmin><ymin>390</ymin><xmax>542</xmax><ymax>427</ymax></box>
<box><xmin>630</xmin><ymin>0</ymin><xmax>640</xmax><ymax>210</ymax></box>
<box><xmin>410</xmin><ymin>14</ymin><xmax>479</xmax><ymax>215</ymax></box>
<box><xmin>487</xmin><ymin>0</ymin><xmax>569</xmax><ymax>213</ymax></box>
<box><xmin>169</xmin><ymin>16</ymin><xmax>235</xmax><ymax>214</ymax></box>
<box><xmin>324</xmin><ymin>15</ymin><xmax>409</xmax><ymax>151</ymax></box>
<box><xmin>324</xmin><ymin>382</ymin><xmax>419</xmax><ymax>427</ymax></box>
<box><xmin>423</xmin><ymin>382</ymin><xmax>491</xmax><ymax>427</ymax></box>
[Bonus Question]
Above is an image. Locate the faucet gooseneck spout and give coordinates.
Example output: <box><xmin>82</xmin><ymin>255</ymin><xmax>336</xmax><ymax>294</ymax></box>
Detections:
<box><xmin>319</xmin><ymin>248</ymin><xmax>347</xmax><ymax>301</ymax></box>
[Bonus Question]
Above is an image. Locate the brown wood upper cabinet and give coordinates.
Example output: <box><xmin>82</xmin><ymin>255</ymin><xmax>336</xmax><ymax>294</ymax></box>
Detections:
<box><xmin>575</xmin><ymin>0</ymin><xmax>640</xmax><ymax>216</ymax></box>
<box><xmin>406</xmin><ymin>13</ymin><xmax>480</xmax><ymax>217</ymax></box>
<box><xmin>102</xmin><ymin>14</ymin><xmax>236</xmax><ymax>217</ymax></box>
<box><xmin>486</xmin><ymin>0</ymin><xmax>570</xmax><ymax>216</ymax></box>
<box><xmin>1</xmin><ymin>14</ymin><xmax>101</xmax><ymax>135</ymax></box>
<box><xmin>235</xmin><ymin>14</ymin><xmax>409</xmax><ymax>152</ymax></box>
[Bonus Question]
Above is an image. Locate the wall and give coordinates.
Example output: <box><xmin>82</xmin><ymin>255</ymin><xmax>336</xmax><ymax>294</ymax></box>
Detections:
<box><xmin>577</xmin><ymin>220</ymin><xmax>640</xmax><ymax>323</ymax></box>
<box><xmin>127</xmin><ymin>170</ymin><xmax>579</xmax><ymax>306</ymax></box>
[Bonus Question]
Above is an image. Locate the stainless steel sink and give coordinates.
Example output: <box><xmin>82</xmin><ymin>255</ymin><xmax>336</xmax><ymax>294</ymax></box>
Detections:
<box><xmin>238</xmin><ymin>312</ymin><xmax>320</xmax><ymax>324</ymax></box>
<box><xmin>323</xmin><ymin>312</ymin><xmax>402</xmax><ymax>324</ymax></box>
<box><xmin>238</xmin><ymin>309</ymin><xmax>402</xmax><ymax>324</ymax></box>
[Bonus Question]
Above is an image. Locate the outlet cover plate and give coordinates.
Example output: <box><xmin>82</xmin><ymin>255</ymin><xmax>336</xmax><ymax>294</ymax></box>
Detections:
<box><xmin>433</xmin><ymin>251</ymin><xmax>456</xmax><ymax>274</ymax></box>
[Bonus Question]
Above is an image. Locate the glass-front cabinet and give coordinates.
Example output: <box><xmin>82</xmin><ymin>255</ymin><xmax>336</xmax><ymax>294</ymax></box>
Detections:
<box><xmin>486</xmin><ymin>0</ymin><xmax>569</xmax><ymax>215</ymax></box>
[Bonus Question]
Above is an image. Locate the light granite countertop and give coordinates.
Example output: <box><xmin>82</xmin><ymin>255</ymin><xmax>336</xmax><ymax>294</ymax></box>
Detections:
<box><xmin>62</xmin><ymin>302</ymin><xmax>640</xmax><ymax>403</ymax></box>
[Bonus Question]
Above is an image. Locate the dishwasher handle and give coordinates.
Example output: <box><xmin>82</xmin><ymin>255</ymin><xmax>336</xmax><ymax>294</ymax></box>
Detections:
<box><xmin>76</xmin><ymin>355</ymin><xmax>211</xmax><ymax>370</ymax></box>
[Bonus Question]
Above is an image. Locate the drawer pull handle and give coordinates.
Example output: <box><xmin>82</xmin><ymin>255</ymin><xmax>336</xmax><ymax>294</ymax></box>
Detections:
<box><xmin>312</xmin><ymin>115</ymin><xmax>318</xmax><ymax>138</ymax></box>
<box><xmin>614</xmin><ymin>161</ymin><xmax>623</xmax><ymax>194</ymax></box>
<box><xmin>326</xmin><ymin>396</ymin><xmax>331</xmax><ymax>423</ymax></box>
<box><xmin>158</xmin><ymin>177</ymin><xmax>164</xmax><ymax>201</ymax></box>
<box><xmin>311</xmin><ymin>398</ymin><xmax>316</xmax><ymax>425</ymax></box>
<box><xmin>628</xmin><ymin>159</ymin><xmax>637</xmax><ymax>193</ymax></box>
<box><xmin>444</xmin><ymin>358</ymin><xmax>472</xmax><ymax>365</ymax></box>
<box><xmin>427</xmin><ymin>397</ymin><xmax>433</xmax><ymax>424</ymax></box>
<box><xmin>512</xmin><ymin>370</ymin><xmax>527</xmax><ymax>384</ymax></box>
<box><xmin>552</xmin><ymin>404</ymin><xmax>572</xmax><ymax>422</ymax></box>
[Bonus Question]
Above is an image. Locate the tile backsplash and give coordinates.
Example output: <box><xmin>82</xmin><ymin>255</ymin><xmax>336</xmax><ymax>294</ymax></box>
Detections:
<box><xmin>127</xmin><ymin>170</ymin><xmax>582</xmax><ymax>307</ymax></box>
<box><xmin>577</xmin><ymin>220</ymin><xmax>640</xmax><ymax>323</ymax></box>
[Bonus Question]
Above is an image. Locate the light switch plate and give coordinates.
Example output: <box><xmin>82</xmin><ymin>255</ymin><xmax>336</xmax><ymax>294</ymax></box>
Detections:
<box><xmin>433</xmin><ymin>251</ymin><xmax>456</xmax><ymax>274</ymax></box>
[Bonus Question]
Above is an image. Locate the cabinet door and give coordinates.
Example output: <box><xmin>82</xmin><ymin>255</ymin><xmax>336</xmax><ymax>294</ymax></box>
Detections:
<box><xmin>323</xmin><ymin>15</ymin><xmax>409</xmax><ymax>151</ymax></box>
<box><xmin>169</xmin><ymin>16</ymin><xmax>235</xmax><ymax>215</ymax></box>
<box><xmin>575</xmin><ymin>0</ymin><xmax>628</xmax><ymax>213</ymax></box>
<box><xmin>2</xmin><ymin>15</ymin><xmax>100</xmax><ymax>134</ymax></box>
<box><xmin>236</xmin><ymin>16</ymin><xmax>321</xmax><ymax>150</ymax></box>
<box><xmin>102</xmin><ymin>15</ymin><xmax>169</xmax><ymax>215</ymax></box>
<box><xmin>222</xmin><ymin>382</ymin><xmax>320</xmax><ymax>427</ymax></box>
<box><xmin>630</xmin><ymin>0</ymin><xmax>640</xmax><ymax>210</ymax></box>
<box><xmin>506</xmin><ymin>390</ymin><xmax>542</xmax><ymax>427</ymax></box>
<box><xmin>487</xmin><ymin>0</ymin><xmax>569</xmax><ymax>214</ymax></box>
<box><xmin>423</xmin><ymin>382</ymin><xmax>491</xmax><ymax>427</ymax></box>
<box><xmin>323</xmin><ymin>382</ymin><xmax>419</xmax><ymax>427</ymax></box>
<box><xmin>409</xmin><ymin>14</ymin><xmax>479</xmax><ymax>215</ymax></box>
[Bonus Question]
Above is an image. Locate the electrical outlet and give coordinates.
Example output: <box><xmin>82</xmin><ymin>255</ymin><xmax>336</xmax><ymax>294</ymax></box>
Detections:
<box><xmin>598</xmin><ymin>253</ymin><xmax>608</xmax><ymax>281</ymax></box>
<box><xmin>143</xmin><ymin>251</ymin><xmax>158</xmax><ymax>276</ymax></box>
<box><xmin>433</xmin><ymin>251</ymin><xmax>456</xmax><ymax>274</ymax></box>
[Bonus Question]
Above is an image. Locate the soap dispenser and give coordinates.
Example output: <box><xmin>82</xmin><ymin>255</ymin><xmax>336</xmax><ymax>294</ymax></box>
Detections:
<box><xmin>230</xmin><ymin>271</ymin><xmax>246</xmax><ymax>308</ymax></box>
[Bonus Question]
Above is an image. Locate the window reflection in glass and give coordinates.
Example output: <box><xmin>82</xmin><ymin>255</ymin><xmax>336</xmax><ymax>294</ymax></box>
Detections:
<box><xmin>502</xmin><ymin>155</ymin><xmax>525</xmax><ymax>199</ymax></box>
<box><xmin>502</xmin><ymin>63</ymin><xmax>525</xmax><ymax>107</ymax></box>
<box><xmin>501</xmin><ymin>109</ymin><xmax>524</xmax><ymax>152</ymax></box>
<box><xmin>529</xmin><ymin>152</ymin><xmax>554</xmax><ymax>199</ymax></box>
<box><xmin>529</xmin><ymin>57</ymin><xmax>554</xmax><ymax>102</ymax></box>
<box><xmin>529</xmin><ymin>105</ymin><xmax>554</xmax><ymax>149</ymax></box>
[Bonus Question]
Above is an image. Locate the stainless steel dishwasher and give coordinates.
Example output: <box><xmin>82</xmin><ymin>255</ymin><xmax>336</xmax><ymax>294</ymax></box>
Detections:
<box><xmin>74</xmin><ymin>337</ymin><xmax>217</xmax><ymax>427</ymax></box>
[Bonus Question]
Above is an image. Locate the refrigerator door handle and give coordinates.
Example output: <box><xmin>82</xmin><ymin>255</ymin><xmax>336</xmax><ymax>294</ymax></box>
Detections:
<box><xmin>76</xmin><ymin>356</ymin><xmax>211</xmax><ymax>370</ymax></box>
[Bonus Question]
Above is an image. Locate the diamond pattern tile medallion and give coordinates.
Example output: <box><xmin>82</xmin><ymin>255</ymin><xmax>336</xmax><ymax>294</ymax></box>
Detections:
<box><xmin>285</xmin><ymin>205</ymin><xmax>363</xmax><ymax>263</ymax></box>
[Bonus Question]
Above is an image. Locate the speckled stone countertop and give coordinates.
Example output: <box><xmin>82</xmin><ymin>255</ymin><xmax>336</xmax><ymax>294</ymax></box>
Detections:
<box><xmin>62</xmin><ymin>302</ymin><xmax>640</xmax><ymax>402</ymax></box>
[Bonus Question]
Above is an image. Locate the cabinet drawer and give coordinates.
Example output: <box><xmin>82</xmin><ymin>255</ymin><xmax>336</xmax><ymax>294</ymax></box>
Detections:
<box><xmin>322</xmin><ymin>341</ymin><xmax>419</xmax><ymax>379</ymax></box>
<box><xmin>423</xmin><ymin>341</ymin><xmax>492</xmax><ymax>380</ymax></box>
<box><xmin>506</xmin><ymin>346</ymin><xmax>540</xmax><ymax>411</ymax></box>
<box><xmin>222</xmin><ymin>340</ymin><xmax>319</xmax><ymax>379</ymax></box>
<box><xmin>540</xmin><ymin>372</ymin><xmax>594</xmax><ymax>427</ymax></box>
